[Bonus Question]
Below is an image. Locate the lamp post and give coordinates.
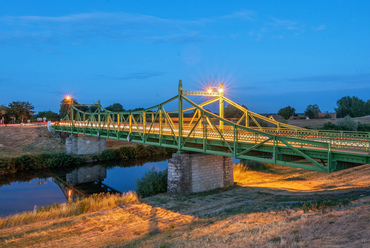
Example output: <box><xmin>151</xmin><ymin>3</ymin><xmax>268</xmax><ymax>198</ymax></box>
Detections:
<box><xmin>182</xmin><ymin>83</ymin><xmax>225</xmax><ymax>130</ymax></box>
<box><xmin>206</xmin><ymin>83</ymin><xmax>224</xmax><ymax>130</ymax></box>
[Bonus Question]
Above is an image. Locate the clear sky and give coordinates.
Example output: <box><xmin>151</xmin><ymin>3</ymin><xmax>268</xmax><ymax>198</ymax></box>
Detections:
<box><xmin>1</xmin><ymin>0</ymin><xmax>369</xmax><ymax>114</ymax></box>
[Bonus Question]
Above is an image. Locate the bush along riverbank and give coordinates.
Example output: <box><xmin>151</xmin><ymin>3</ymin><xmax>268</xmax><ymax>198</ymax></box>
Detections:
<box><xmin>0</xmin><ymin>144</ymin><xmax>175</xmax><ymax>176</ymax></box>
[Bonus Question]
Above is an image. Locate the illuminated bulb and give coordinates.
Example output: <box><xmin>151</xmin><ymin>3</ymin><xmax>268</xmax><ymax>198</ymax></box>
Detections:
<box><xmin>218</xmin><ymin>88</ymin><xmax>224</xmax><ymax>93</ymax></box>
<box><xmin>207</xmin><ymin>88</ymin><xmax>213</xmax><ymax>93</ymax></box>
<box><xmin>66</xmin><ymin>96</ymin><xmax>71</xmax><ymax>100</ymax></box>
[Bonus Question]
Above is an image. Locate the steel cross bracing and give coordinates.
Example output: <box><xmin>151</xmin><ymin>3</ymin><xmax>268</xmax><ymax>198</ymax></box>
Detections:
<box><xmin>53</xmin><ymin>80</ymin><xmax>370</xmax><ymax>173</ymax></box>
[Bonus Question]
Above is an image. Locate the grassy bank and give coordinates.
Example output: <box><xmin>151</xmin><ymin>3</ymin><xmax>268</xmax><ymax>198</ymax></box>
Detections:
<box><xmin>0</xmin><ymin>192</ymin><xmax>138</xmax><ymax>228</ymax></box>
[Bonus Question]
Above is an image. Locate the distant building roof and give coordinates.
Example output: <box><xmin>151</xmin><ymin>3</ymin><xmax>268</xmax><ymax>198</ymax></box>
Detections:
<box><xmin>318</xmin><ymin>112</ymin><xmax>336</xmax><ymax>119</ymax></box>
<box><xmin>270</xmin><ymin>115</ymin><xmax>285</xmax><ymax>121</ymax></box>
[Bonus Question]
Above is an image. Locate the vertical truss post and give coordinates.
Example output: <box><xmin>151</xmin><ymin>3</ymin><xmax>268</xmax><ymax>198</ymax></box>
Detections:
<box><xmin>98</xmin><ymin>100</ymin><xmax>101</xmax><ymax>130</ymax></box>
<box><xmin>178</xmin><ymin>80</ymin><xmax>183</xmax><ymax>153</ymax></box>
<box><xmin>202</xmin><ymin>110</ymin><xmax>207</xmax><ymax>152</ymax></box>
<box><xmin>159</xmin><ymin>108</ymin><xmax>162</xmax><ymax>145</ymax></box>
<box><xmin>143</xmin><ymin>111</ymin><xmax>146</xmax><ymax>138</ymax></box>
<box><xmin>328</xmin><ymin>137</ymin><xmax>333</xmax><ymax>172</ymax></box>
<box><xmin>129</xmin><ymin>113</ymin><xmax>132</xmax><ymax>134</ymax></box>
<box><xmin>107</xmin><ymin>113</ymin><xmax>110</xmax><ymax>132</ymax></box>
<box><xmin>233</xmin><ymin>126</ymin><xmax>237</xmax><ymax>157</ymax></box>
<box><xmin>219</xmin><ymin>83</ymin><xmax>224</xmax><ymax>131</ymax></box>
<box><xmin>117</xmin><ymin>114</ymin><xmax>120</xmax><ymax>132</ymax></box>
<box><xmin>273</xmin><ymin>136</ymin><xmax>277</xmax><ymax>164</ymax></box>
<box><xmin>90</xmin><ymin>113</ymin><xmax>93</xmax><ymax>132</ymax></box>
<box><xmin>246</xmin><ymin>111</ymin><xmax>249</xmax><ymax>127</ymax></box>
<box><xmin>71</xmin><ymin>103</ymin><xmax>74</xmax><ymax>134</ymax></box>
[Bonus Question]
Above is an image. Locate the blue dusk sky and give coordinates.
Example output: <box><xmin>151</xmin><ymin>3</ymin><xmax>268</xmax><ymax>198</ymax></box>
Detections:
<box><xmin>1</xmin><ymin>0</ymin><xmax>369</xmax><ymax>114</ymax></box>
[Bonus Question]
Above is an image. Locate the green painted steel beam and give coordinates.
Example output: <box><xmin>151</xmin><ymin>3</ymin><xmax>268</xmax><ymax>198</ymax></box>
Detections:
<box><xmin>53</xmin><ymin>82</ymin><xmax>370</xmax><ymax>173</ymax></box>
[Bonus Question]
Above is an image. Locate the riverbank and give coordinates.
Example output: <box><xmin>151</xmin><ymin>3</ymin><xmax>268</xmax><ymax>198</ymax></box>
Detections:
<box><xmin>1</xmin><ymin>163</ymin><xmax>369</xmax><ymax>247</ymax></box>
<box><xmin>0</xmin><ymin>126</ymin><xmax>134</xmax><ymax>158</ymax></box>
<box><xmin>0</xmin><ymin>126</ymin><xmax>174</xmax><ymax>175</ymax></box>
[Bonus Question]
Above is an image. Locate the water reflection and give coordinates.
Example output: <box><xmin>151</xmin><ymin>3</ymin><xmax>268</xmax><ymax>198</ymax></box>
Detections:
<box><xmin>54</xmin><ymin>165</ymin><xmax>119</xmax><ymax>201</ymax></box>
<box><xmin>0</xmin><ymin>156</ymin><xmax>169</xmax><ymax>217</ymax></box>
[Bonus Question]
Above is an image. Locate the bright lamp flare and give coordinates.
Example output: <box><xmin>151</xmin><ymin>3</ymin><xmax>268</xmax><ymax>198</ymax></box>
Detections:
<box><xmin>218</xmin><ymin>88</ymin><xmax>224</xmax><ymax>93</ymax></box>
<box><xmin>207</xmin><ymin>88</ymin><xmax>213</xmax><ymax>93</ymax></box>
<box><xmin>65</xmin><ymin>95</ymin><xmax>71</xmax><ymax>100</ymax></box>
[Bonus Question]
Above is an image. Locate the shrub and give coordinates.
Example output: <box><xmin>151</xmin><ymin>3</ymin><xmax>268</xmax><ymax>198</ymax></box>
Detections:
<box><xmin>118</xmin><ymin>147</ymin><xmax>137</xmax><ymax>160</ymax></box>
<box><xmin>135</xmin><ymin>168</ymin><xmax>168</xmax><ymax>197</ymax></box>
<box><xmin>239</xmin><ymin>159</ymin><xmax>268</xmax><ymax>171</ymax></box>
<box><xmin>0</xmin><ymin>153</ymin><xmax>85</xmax><ymax>175</ymax></box>
<box><xmin>99</xmin><ymin>149</ymin><xmax>119</xmax><ymax>161</ymax></box>
<box><xmin>336</xmin><ymin>115</ymin><xmax>358</xmax><ymax>131</ymax></box>
<box><xmin>357</xmin><ymin>123</ymin><xmax>370</xmax><ymax>132</ymax></box>
<box><xmin>323</xmin><ymin>122</ymin><xmax>337</xmax><ymax>130</ymax></box>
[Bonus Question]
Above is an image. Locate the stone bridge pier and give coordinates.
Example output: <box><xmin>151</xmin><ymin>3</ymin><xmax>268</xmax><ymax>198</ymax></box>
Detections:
<box><xmin>65</xmin><ymin>135</ymin><xmax>106</xmax><ymax>155</ymax></box>
<box><xmin>167</xmin><ymin>153</ymin><xmax>234</xmax><ymax>195</ymax></box>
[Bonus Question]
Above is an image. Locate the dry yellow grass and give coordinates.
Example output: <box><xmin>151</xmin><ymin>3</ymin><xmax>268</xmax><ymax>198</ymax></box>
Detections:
<box><xmin>0</xmin><ymin>197</ymin><xmax>368</xmax><ymax>247</ymax></box>
<box><xmin>0</xmin><ymin>192</ymin><xmax>138</xmax><ymax>228</ymax></box>
<box><xmin>234</xmin><ymin>163</ymin><xmax>370</xmax><ymax>192</ymax></box>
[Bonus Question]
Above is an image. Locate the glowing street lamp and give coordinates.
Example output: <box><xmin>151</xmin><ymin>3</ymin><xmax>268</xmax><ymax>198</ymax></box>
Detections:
<box><xmin>205</xmin><ymin>83</ymin><xmax>224</xmax><ymax>96</ymax></box>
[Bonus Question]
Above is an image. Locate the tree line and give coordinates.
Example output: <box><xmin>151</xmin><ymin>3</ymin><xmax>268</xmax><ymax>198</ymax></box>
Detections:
<box><xmin>0</xmin><ymin>98</ymin><xmax>146</xmax><ymax>124</ymax></box>
<box><xmin>277</xmin><ymin>96</ymin><xmax>370</xmax><ymax>120</ymax></box>
<box><xmin>2</xmin><ymin>95</ymin><xmax>369</xmax><ymax>124</ymax></box>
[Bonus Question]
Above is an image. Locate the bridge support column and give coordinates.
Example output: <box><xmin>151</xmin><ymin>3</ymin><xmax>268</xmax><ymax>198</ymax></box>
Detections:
<box><xmin>167</xmin><ymin>153</ymin><xmax>233</xmax><ymax>195</ymax></box>
<box><xmin>65</xmin><ymin>135</ymin><xmax>107</xmax><ymax>155</ymax></box>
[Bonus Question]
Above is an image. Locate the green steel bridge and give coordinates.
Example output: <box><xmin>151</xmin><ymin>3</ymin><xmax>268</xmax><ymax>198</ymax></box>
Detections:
<box><xmin>53</xmin><ymin>81</ymin><xmax>370</xmax><ymax>173</ymax></box>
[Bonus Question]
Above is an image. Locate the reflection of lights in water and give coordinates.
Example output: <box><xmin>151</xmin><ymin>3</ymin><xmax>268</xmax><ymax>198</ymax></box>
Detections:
<box><xmin>68</xmin><ymin>189</ymin><xmax>72</xmax><ymax>200</ymax></box>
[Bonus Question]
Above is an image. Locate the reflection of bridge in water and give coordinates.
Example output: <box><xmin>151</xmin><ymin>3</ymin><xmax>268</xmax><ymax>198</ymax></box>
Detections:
<box><xmin>53</xmin><ymin>165</ymin><xmax>120</xmax><ymax>201</ymax></box>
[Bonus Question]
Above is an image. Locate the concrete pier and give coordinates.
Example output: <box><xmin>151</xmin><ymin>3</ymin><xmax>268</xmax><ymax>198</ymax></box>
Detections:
<box><xmin>167</xmin><ymin>153</ymin><xmax>234</xmax><ymax>195</ymax></box>
<box><xmin>65</xmin><ymin>135</ymin><xmax>106</xmax><ymax>155</ymax></box>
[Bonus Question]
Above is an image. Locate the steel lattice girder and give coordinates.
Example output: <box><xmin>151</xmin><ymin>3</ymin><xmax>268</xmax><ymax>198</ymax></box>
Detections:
<box><xmin>53</xmin><ymin>81</ymin><xmax>370</xmax><ymax>173</ymax></box>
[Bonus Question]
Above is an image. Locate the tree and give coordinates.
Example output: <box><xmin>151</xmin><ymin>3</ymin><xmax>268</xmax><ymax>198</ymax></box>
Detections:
<box><xmin>335</xmin><ymin>96</ymin><xmax>366</xmax><ymax>118</ymax></box>
<box><xmin>304</xmin><ymin>104</ymin><xmax>320</xmax><ymax>119</ymax></box>
<box><xmin>0</xmin><ymin>105</ymin><xmax>9</xmax><ymax>123</ymax></box>
<box><xmin>278</xmin><ymin>106</ymin><xmax>295</xmax><ymax>120</ymax></box>
<box><xmin>224</xmin><ymin>103</ymin><xmax>247</xmax><ymax>118</ymax></box>
<box><xmin>7</xmin><ymin>101</ymin><xmax>35</xmax><ymax>123</ymax></box>
<box><xmin>366</xmin><ymin>100</ymin><xmax>370</xmax><ymax>116</ymax></box>
<box><xmin>106</xmin><ymin>103</ymin><xmax>125</xmax><ymax>112</ymax></box>
<box><xmin>34</xmin><ymin>110</ymin><xmax>60</xmax><ymax>120</ymax></box>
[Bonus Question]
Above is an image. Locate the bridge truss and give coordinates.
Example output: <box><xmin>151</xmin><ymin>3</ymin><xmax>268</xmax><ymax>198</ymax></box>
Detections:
<box><xmin>53</xmin><ymin>81</ymin><xmax>370</xmax><ymax>173</ymax></box>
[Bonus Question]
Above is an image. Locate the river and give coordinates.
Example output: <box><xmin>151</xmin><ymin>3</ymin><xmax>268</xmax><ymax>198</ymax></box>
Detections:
<box><xmin>0</xmin><ymin>158</ymin><xmax>168</xmax><ymax>217</ymax></box>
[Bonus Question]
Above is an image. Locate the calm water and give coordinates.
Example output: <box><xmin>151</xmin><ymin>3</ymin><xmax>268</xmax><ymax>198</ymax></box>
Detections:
<box><xmin>0</xmin><ymin>159</ymin><xmax>168</xmax><ymax>217</ymax></box>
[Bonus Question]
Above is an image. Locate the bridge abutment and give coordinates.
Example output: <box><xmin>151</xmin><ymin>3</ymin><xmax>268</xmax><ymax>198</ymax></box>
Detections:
<box><xmin>167</xmin><ymin>153</ymin><xmax>234</xmax><ymax>195</ymax></box>
<box><xmin>65</xmin><ymin>135</ymin><xmax>107</xmax><ymax>155</ymax></box>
